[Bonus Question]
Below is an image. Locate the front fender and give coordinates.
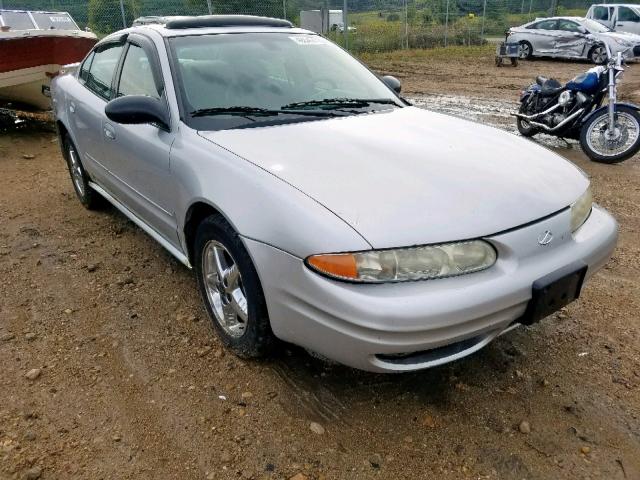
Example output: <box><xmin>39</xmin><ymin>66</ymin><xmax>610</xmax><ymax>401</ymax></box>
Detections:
<box><xmin>581</xmin><ymin>102</ymin><xmax>640</xmax><ymax>125</ymax></box>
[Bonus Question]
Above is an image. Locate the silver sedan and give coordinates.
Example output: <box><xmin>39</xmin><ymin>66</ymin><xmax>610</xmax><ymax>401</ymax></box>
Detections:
<box><xmin>508</xmin><ymin>16</ymin><xmax>640</xmax><ymax>63</ymax></box>
<box><xmin>51</xmin><ymin>15</ymin><xmax>618</xmax><ymax>373</ymax></box>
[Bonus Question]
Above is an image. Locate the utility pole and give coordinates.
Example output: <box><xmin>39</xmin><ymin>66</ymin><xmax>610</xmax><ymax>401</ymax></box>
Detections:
<box><xmin>283</xmin><ymin>0</ymin><xmax>287</xmax><ymax>20</ymax></box>
<box><xmin>343</xmin><ymin>0</ymin><xmax>348</xmax><ymax>50</ymax></box>
<box><xmin>480</xmin><ymin>0</ymin><xmax>487</xmax><ymax>43</ymax></box>
<box><xmin>444</xmin><ymin>0</ymin><xmax>449</xmax><ymax>47</ymax></box>
<box><xmin>207</xmin><ymin>0</ymin><xmax>213</xmax><ymax>15</ymax></box>
<box><xmin>119</xmin><ymin>0</ymin><xmax>127</xmax><ymax>29</ymax></box>
<box><xmin>404</xmin><ymin>0</ymin><xmax>409</xmax><ymax>49</ymax></box>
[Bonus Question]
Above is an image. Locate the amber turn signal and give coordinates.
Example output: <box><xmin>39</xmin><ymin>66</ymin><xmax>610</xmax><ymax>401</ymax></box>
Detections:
<box><xmin>307</xmin><ymin>253</ymin><xmax>358</xmax><ymax>280</ymax></box>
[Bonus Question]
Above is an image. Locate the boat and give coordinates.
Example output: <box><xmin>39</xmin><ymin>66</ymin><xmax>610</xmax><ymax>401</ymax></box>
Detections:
<box><xmin>0</xmin><ymin>10</ymin><xmax>97</xmax><ymax>110</ymax></box>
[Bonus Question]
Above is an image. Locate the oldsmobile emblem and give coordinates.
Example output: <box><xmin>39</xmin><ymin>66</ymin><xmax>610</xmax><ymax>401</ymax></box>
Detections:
<box><xmin>537</xmin><ymin>230</ymin><xmax>553</xmax><ymax>246</ymax></box>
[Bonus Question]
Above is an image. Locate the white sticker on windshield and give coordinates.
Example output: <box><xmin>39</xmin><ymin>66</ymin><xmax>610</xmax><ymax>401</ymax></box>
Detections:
<box><xmin>289</xmin><ymin>35</ymin><xmax>326</xmax><ymax>45</ymax></box>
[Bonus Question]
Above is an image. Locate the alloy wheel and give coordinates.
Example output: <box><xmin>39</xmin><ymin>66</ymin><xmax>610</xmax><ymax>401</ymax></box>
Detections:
<box><xmin>518</xmin><ymin>43</ymin><xmax>530</xmax><ymax>59</ymax></box>
<box><xmin>591</xmin><ymin>46</ymin><xmax>607</xmax><ymax>64</ymax></box>
<box><xmin>68</xmin><ymin>144</ymin><xmax>85</xmax><ymax>196</ymax></box>
<box><xmin>201</xmin><ymin>240</ymin><xmax>248</xmax><ymax>338</ymax></box>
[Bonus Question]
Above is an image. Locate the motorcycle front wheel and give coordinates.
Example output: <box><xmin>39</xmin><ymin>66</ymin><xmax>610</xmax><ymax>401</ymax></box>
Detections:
<box><xmin>580</xmin><ymin>105</ymin><xmax>640</xmax><ymax>164</ymax></box>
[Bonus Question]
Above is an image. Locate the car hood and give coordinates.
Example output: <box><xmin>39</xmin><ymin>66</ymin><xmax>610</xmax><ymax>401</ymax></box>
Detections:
<box><xmin>594</xmin><ymin>31</ymin><xmax>640</xmax><ymax>43</ymax></box>
<box><xmin>199</xmin><ymin>107</ymin><xmax>588</xmax><ymax>249</ymax></box>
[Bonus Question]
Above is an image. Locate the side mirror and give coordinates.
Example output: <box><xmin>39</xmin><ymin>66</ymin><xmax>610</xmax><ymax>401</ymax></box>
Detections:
<box><xmin>578</xmin><ymin>26</ymin><xmax>588</xmax><ymax>34</ymax></box>
<box><xmin>382</xmin><ymin>75</ymin><xmax>402</xmax><ymax>94</ymax></box>
<box><xmin>105</xmin><ymin>95</ymin><xmax>169</xmax><ymax>129</ymax></box>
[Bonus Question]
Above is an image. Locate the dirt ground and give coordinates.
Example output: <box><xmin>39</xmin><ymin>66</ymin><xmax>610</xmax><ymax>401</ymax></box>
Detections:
<box><xmin>1</xmin><ymin>52</ymin><xmax>640</xmax><ymax>480</ymax></box>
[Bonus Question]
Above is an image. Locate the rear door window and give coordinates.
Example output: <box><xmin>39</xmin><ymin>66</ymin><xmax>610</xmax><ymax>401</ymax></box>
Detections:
<box><xmin>618</xmin><ymin>6</ymin><xmax>640</xmax><ymax>22</ymax></box>
<box><xmin>78</xmin><ymin>51</ymin><xmax>95</xmax><ymax>85</ymax></box>
<box><xmin>557</xmin><ymin>20</ymin><xmax>581</xmax><ymax>32</ymax></box>
<box><xmin>528</xmin><ymin>19</ymin><xmax>558</xmax><ymax>30</ymax></box>
<box><xmin>84</xmin><ymin>43</ymin><xmax>125</xmax><ymax>100</ymax></box>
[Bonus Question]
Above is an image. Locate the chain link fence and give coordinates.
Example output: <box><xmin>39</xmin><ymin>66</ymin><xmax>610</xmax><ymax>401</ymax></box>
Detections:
<box><xmin>0</xmin><ymin>0</ymin><xmax>624</xmax><ymax>52</ymax></box>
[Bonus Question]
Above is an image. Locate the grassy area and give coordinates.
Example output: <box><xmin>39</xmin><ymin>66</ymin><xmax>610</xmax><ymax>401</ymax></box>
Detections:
<box><xmin>359</xmin><ymin>43</ymin><xmax>495</xmax><ymax>64</ymax></box>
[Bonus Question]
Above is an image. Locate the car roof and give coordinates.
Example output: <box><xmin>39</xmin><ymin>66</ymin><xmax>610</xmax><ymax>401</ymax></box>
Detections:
<box><xmin>590</xmin><ymin>3</ymin><xmax>640</xmax><ymax>7</ymax></box>
<box><xmin>541</xmin><ymin>16</ymin><xmax>585</xmax><ymax>21</ymax></box>
<box><xmin>101</xmin><ymin>15</ymin><xmax>313</xmax><ymax>40</ymax></box>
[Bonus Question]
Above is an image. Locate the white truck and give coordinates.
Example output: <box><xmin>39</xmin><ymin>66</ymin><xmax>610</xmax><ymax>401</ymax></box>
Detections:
<box><xmin>586</xmin><ymin>4</ymin><xmax>640</xmax><ymax>34</ymax></box>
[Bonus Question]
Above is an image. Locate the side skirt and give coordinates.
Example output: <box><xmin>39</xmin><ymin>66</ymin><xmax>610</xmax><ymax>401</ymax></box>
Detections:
<box><xmin>88</xmin><ymin>181</ymin><xmax>192</xmax><ymax>269</ymax></box>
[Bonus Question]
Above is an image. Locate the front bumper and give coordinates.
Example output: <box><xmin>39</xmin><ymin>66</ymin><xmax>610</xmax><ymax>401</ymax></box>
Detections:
<box><xmin>244</xmin><ymin>205</ymin><xmax>617</xmax><ymax>373</ymax></box>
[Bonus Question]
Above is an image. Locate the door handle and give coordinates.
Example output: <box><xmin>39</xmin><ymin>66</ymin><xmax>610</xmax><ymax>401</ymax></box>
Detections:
<box><xmin>103</xmin><ymin>124</ymin><xmax>116</xmax><ymax>140</ymax></box>
<box><xmin>69</xmin><ymin>102</ymin><xmax>76</xmax><ymax>114</ymax></box>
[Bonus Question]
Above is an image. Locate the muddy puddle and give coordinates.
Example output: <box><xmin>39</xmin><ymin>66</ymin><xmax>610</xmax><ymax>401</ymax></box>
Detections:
<box><xmin>410</xmin><ymin>93</ymin><xmax>580</xmax><ymax>152</ymax></box>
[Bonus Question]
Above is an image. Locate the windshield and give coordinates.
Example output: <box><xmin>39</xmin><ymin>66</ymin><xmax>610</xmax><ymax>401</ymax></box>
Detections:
<box><xmin>169</xmin><ymin>32</ymin><xmax>402</xmax><ymax>130</ymax></box>
<box><xmin>581</xmin><ymin>18</ymin><xmax>611</xmax><ymax>33</ymax></box>
<box><xmin>0</xmin><ymin>11</ymin><xmax>36</xmax><ymax>30</ymax></box>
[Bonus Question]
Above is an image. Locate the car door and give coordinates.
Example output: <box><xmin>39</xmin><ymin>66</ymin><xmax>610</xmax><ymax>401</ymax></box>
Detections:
<box><xmin>615</xmin><ymin>6</ymin><xmax>640</xmax><ymax>34</ymax></box>
<box><xmin>67</xmin><ymin>41</ymin><xmax>125</xmax><ymax>189</ymax></box>
<box><xmin>103</xmin><ymin>34</ymin><xmax>179</xmax><ymax>246</ymax></box>
<box><xmin>525</xmin><ymin>19</ymin><xmax>560</xmax><ymax>55</ymax></box>
<box><xmin>553</xmin><ymin>19</ymin><xmax>589</xmax><ymax>58</ymax></box>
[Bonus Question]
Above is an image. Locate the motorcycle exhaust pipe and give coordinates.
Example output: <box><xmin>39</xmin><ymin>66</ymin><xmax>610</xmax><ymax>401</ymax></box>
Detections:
<box><xmin>512</xmin><ymin>103</ymin><xmax>561</xmax><ymax>120</ymax></box>
<box><xmin>526</xmin><ymin>108</ymin><xmax>584</xmax><ymax>133</ymax></box>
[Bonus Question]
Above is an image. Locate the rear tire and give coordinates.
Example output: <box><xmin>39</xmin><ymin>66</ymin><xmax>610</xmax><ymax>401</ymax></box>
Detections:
<box><xmin>518</xmin><ymin>41</ymin><xmax>533</xmax><ymax>60</ymax></box>
<box><xmin>580</xmin><ymin>105</ymin><xmax>640</xmax><ymax>163</ymax></box>
<box><xmin>63</xmin><ymin>135</ymin><xmax>103</xmax><ymax>210</ymax></box>
<box><xmin>194</xmin><ymin>214</ymin><xmax>276</xmax><ymax>358</ymax></box>
<box><xmin>517</xmin><ymin>104</ymin><xmax>538</xmax><ymax>137</ymax></box>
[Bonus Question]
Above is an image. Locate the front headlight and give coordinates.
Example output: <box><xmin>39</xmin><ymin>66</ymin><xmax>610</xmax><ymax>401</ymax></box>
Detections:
<box><xmin>306</xmin><ymin>240</ymin><xmax>497</xmax><ymax>283</ymax></box>
<box><xmin>570</xmin><ymin>187</ymin><xmax>593</xmax><ymax>233</ymax></box>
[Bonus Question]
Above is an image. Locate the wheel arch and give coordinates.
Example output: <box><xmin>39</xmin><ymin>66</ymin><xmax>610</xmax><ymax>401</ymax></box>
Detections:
<box><xmin>55</xmin><ymin>119</ymin><xmax>71</xmax><ymax>160</ymax></box>
<box><xmin>183</xmin><ymin>200</ymin><xmax>238</xmax><ymax>266</ymax></box>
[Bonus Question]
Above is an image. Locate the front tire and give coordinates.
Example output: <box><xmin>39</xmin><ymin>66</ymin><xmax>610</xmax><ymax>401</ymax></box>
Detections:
<box><xmin>518</xmin><ymin>41</ymin><xmax>533</xmax><ymax>60</ymax></box>
<box><xmin>589</xmin><ymin>44</ymin><xmax>608</xmax><ymax>65</ymax></box>
<box><xmin>194</xmin><ymin>214</ymin><xmax>276</xmax><ymax>358</ymax></box>
<box><xmin>580</xmin><ymin>105</ymin><xmax>640</xmax><ymax>163</ymax></box>
<box><xmin>63</xmin><ymin>135</ymin><xmax>102</xmax><ymax>209</ymax></box>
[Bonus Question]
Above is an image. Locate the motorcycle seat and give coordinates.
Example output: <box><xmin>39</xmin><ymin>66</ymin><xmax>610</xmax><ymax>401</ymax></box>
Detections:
<box><xmin>536</xmin><ymin>76</ymin><xmax>563</xmax><ymax>96</ymax></box>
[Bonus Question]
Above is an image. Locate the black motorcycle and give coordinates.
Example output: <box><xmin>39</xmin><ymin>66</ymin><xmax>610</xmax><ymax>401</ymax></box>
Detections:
<box><xmin>515</xmin><ymin>46</ymin><xmax>640</xmax><ymax>163</ymax></box>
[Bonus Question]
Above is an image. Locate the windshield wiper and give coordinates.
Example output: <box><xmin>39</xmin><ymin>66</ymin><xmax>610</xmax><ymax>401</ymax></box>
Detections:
<box><xmin>190</xmin><ymin>106</ymin><xmax>341</xmax><ymax>118</ymax></box>
<box><xmin>281</xmin><ymin>98</ymin><xmax>401</xmax><ymax>110</ymax></box>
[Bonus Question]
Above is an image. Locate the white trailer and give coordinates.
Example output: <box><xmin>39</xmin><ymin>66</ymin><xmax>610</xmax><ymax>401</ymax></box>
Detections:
<box><xmin>300</xmin><ymin>9</ymin><xmax>344</xmax><ymax>34</ymax></box>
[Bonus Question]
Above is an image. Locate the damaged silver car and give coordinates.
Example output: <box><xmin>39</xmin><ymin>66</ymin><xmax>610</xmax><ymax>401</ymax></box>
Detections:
<box><xmin>508</xmin><ymin>16</ymin><xmax>640</xmax><ymax>63</ymax></box>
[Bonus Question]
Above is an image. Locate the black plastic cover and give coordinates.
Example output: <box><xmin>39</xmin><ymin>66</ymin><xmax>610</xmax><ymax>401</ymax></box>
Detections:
<box><xmin>164</xmin><ymin>15</ymin><xmax>293</xmax><ymax>30</ymax></box>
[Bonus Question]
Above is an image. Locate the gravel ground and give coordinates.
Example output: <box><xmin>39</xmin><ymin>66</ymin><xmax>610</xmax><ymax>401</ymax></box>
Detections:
<box><xmin>1</xmin><ymin>53</ymin><xmax>639</xmax><ymax>480</ymax></box>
